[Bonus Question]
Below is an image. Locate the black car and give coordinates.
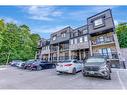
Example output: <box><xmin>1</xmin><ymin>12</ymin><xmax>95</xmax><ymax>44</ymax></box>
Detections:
<box><xmin>82</xmin><ymin>56</ymin><xmax>111</xmax><ymax>80</ymax></box>
<box><xmin>23</xmin><ymin>59</ymin><xmax>35</xmax><ymax>69</ymax></box>
<box><xmin>29</xmin><ymin>60</ymin><xmax>55</xmax><ymax>71</ymax></box>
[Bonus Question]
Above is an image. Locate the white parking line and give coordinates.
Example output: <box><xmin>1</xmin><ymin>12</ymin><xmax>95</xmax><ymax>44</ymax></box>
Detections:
<box><xmin>117</xmin><ymin>71</ymin><xmax>126</xmax><ymax>90</ymax></box>
<box><xmin>69</xmin><ymin>74</ymin><xmax>81</xmax><ymax>81</ymax></box>
<box><xmin>0</xmin><ymin>68</ymin><xmax>6</xmax><ymax>70</ymax></box>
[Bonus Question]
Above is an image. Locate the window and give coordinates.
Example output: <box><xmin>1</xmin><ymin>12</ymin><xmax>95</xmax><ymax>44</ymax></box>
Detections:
<box><xmin>94</xmin><ymin>18</ymin><xmax>103</xmax><ymax>26</ymax></box>
<box><xmin>84</xmin><ymin>36</ymin><xmax>88</xmax><ymax>42</ymax></box>
<box><xmin>83</xmin><ymin>29</ymin><xmax>87</xmax><ymax>34</ymax></box>
<box><xmin>70</xmin><ymin>39</ymin><xmax>73</xmax><ymax>45</ymax></box>
<box><xmin>74</xmin><ymin>38</ymin><xmax>77</xmax><ymax>44</ymax></box>
<box><xmin>100</xmin><ymin>36</ymin><xmax>104</xmax><ymax>43</ymax></box>
<box><xmin>78</xmin><ymin>30</ymin><xmax>83</xmax><ymax>36</ymax></box>
<box><xmin>61</xmin><ymin>32</ymin><xmax>66</xmax><ymax>37</ymax></box>
<box><xmin>99</xmin><ymin>48</ymin><xmax>111</xmax><ymax>56</ymax></box>
<box><xmin>79</xmin><ymin>37</ymin><xmax>83</xmax><ymax>43</ymax></box>
<box><xmin>52</xmin><ymin>35</ymin><xmax>56</xmax><ymax>41</ymax></box>
<box><xmin>73</xmin><ymin>32</ymin><xmax>78</xmax><ymax>37</ymax></box>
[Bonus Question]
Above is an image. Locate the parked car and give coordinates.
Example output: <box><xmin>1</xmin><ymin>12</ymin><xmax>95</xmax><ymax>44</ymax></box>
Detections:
<box><xmin>29</xmin><ymin>60</ymin><xmax>56</xmax><ymax>71</ymax></box>
<box><xmin>23</xmin><ymin>59</ymin><xmax>36</xmax><ymax>69</ymax></box>
<box><xmin>82</xmin><ymin>56</ymin><xmax>111</xmax><ymax>80</ymax></box>
<box><xmin>56</xmin><ymin>60</ymin><xmax>83</xmax><ymax>74</ymax></box>
<box><xmin>16</xmin><ymin>61</ymin><xmax>26</xmax><ymax>69</ymax></box>
<box><xmin>10</xmin><ymin>60</ymin><xmax>23</xmax><ymax>67</ymax></box>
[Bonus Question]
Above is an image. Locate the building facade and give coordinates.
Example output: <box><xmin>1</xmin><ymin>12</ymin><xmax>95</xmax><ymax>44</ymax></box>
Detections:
<box><xmin>36</xmin><ymin>9</ymin><xmax>122</xmax><ymax>68</ymax></box>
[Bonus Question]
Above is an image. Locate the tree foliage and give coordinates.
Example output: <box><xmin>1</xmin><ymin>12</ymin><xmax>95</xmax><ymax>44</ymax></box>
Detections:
<box><xmin>0</xmin><ymin>19</ymin><xmax>40</xmax><ymax>65</ymax></box>
<box><xmin>116</xmin><ymin>23</ymin><xmax>127</xmax><ymax>48</ymax></box>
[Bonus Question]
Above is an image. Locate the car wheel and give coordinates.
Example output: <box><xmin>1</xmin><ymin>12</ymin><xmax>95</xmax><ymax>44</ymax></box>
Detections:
<box><xmin>72</xmin><ymin>68</ymin><xmax>76</xmax><ymax>75</ymax></box>
<box><xmin>82</xmin><ymin>72</ymin><xmax>87</xmax><ymax>77</ymax></box>
<box><xmin>37</xmin><ymin>66</ymin><xmax>42</xmax><ymax>71</ymax></box>
<box><xmin>105</xmin><ymin>72</ymin><xmax>111</xmax><ymax>80</ymax></box>
<box><xmin>57</xmin><ymin>71</ymin><xmax>62</xmax><ymax>75</ymax></box>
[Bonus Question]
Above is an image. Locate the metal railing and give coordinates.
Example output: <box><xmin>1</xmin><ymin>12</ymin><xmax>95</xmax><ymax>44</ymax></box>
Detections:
<box><xmin>91</xmin><ymin>36</ymin><xmax>114</xmax><ymax>45</ymax></box>
<box><xmin>92</xmin><ymin>52</ymin><xmax>119</xmax><ymax>59</ymax></box>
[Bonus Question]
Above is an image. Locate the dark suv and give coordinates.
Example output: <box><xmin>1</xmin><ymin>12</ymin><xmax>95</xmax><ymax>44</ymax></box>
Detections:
<box><xmin>82</xmin><ymin>56</ymin><xmax>111</xmax><ymax>80</ymax></box>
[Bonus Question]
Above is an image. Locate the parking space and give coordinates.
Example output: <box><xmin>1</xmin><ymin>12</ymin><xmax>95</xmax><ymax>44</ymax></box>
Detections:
<box><xmin>0</xmin><ymin>66</ymin><xmax>127</xmax><ymax>89</ymax></box>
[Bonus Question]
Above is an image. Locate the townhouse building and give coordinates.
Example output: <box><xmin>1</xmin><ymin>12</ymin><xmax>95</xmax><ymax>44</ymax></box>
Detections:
<box><xmin>36</xmin><ymin>9</ymin><xmax>122</xmax><ymax>68</ymax></box>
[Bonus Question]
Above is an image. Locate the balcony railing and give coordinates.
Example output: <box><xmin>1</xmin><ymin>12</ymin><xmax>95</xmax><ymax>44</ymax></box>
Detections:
<box><xmin>91</xmin><ymin>36</ymin><xmax>114</xmax><ymax>45</ymax></box>
<box><xmin>59</xmin><ymin>56</ymin><xmax>69</xmax><ymax>60</ymax></box>
<box><xmin>59</xmin><ymin>46</ymin><xmax>69</xmax><ymax>51</ymax></box>
<box><xmin>51</xmin><ymin>47</ymin><xmax>58</xmax><ymax>52</ymax></box>
<box><xmin>92</xmin><ymin>52</ymin><xmax>119</xmax><ymax>59</ymax></box>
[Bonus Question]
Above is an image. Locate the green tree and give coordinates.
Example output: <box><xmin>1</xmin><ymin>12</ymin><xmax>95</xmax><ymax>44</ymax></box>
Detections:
<box><xmin>0</xmin><ymin>19</ymin><xmax>40</xmax><ymax>65</ymax></box>
<box><xmin>116</xmin><ymin>23</ymin><xmax>127</xmax><ymax>48</ymax></box>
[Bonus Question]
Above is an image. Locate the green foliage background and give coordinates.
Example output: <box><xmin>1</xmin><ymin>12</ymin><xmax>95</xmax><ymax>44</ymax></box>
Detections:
<box><xmin>0</xmin><ymin>19</ymin><xmax>40</xmax><ymax>65</ymax></box>
<box><xmin>116</xmin><ymin>23</ymin><xmax>127</xmax><ymax>48</ymax></box>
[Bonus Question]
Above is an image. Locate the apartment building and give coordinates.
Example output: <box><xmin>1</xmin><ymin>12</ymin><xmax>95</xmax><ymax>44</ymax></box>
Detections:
<box><xmin>36</xmin><ymin>9</ymin><xmax>122</xmax><ymax>68</ymax></box>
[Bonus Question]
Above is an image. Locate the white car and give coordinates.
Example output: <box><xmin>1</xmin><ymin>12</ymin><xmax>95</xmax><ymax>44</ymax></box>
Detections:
<box><xmin>56</xmin><ymin>60</ymin><xmax>83</xmax><ymax>74</ymax></box>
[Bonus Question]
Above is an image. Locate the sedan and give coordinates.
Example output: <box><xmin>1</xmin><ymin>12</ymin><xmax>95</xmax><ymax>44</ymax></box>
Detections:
<box><xmin>29</xmin><ymin>60</ymin><xmax>56</xmax><ymax>71</ymax></box>
<box><xmin>56</xmin><ymin>60</ymin><xmax>83</xmax><ymax>74</ymax></box>
<box><xmin>23</xmin><ymin>59</ymin><xmax>35</xmax><ymax>69</ymax></box>
<box><xmin>10</xmin><ymin>60</ymin><xmax>23</xmax><ymax>67</ymax></box>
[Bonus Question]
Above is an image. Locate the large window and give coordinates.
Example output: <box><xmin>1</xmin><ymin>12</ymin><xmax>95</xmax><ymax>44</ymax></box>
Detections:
<box><xmin>84</xmin><ymin>36</ymin><xmax>88</xmax><ymax>42</ymax></box>
<box><xmin>83</xmin><ymin>29</ymin><xmax>87</xmax><ymax>34</ymax></box>
<box><xmin>61</xmin><ymin>32</ymin><xmax>66</xmax><ymax>37</ymax></box>
<box><xmin>52</xmin><ymin>35</ymin><xmax>56</xmax><ymax>41</ymax></box>
<box><xmin>70</xmin><ymin>39</ymin><xmax>73</xmax><ymax>45</ymax></box>
<box><xmin>99</xmin><ymin>48</ymin><xmax>111</xmax><ymax>56</ymax></box>
<box><xmin>74</xmin><ymin>38</ymin><xmax>77</xmax><ymax>44</ymax></box>
<box><xmin>79</xmin><ymin>37</ymin><xmax>83</xmax><ymax>43</ymax></box>
<box><xmin>94</xmin><ymin>18</ymin><xmax>103</xmax><ymax>26</ymax></box>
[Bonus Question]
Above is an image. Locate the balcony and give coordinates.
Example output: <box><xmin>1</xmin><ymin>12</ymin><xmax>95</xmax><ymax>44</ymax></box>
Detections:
<box><xmin>51</xmin><ymin>48</ymin><xmax>58</xmax><ymax>52</ymax></box>
<box><xmin>92</xmin><ymin>52</ymin><xmax>119</xmax><ymax>60</ymax></box>
<box><xmin>59</xmin><ymin>56</ymin><xmax>69</xmax><ymax>61</ymax></box>
<box><xmin>91</xmin><ymin>36</ymin><xmax>114</xmax><ymax>46</ymax></box>
<box><xmin>59</xmin><ymin>46</ymin><xmax>69</xmax><ymax>51</ymax></box>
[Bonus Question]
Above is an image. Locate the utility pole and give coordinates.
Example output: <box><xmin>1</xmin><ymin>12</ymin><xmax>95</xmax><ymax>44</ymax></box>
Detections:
<box><xmin>6</xmin><ymin>52</ymin><xmax>10</xmax><ymax>65</ymax></box>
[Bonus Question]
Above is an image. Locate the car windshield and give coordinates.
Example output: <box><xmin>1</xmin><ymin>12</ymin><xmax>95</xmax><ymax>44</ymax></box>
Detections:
<box><xmin>61</xmin><ymin>60</ymin><xmax>72</xmax><ymax>63</ymax></box>
<box><xmin>86</xmin><ymin>58</ymin><xmax>105</xmax><ymax>64</ymax></box>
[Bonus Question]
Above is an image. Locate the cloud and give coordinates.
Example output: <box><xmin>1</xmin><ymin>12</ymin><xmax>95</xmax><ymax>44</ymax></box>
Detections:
<box><xmin>0</xmin><ymin>16</ymin><xmax>20</xmax><ymax>24</ymax></box>
<box><xmin>114</xmin><ymin>20</ymin><xmax>119</xmax><ymax>26</ymax></box>
<box><xmin>23</xmin><ymin>6</ymin><xmax>63</xmax><ymax>21</ymax></box>
<box><xmin>68</xmin><ymin>6</ymin><xmax>118</xmax><ymax>20</ymax></box>
<box><xmin>31</xmin><ymin>25</ymin><xmax>68</xmax><ymax>34</ymax></box>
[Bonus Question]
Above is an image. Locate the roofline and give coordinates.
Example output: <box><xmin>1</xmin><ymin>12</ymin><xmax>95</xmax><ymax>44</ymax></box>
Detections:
<box><xmin>87</xmin><ymin>9</ymin><xmax>111</xmax><ymax>20</ymax></box>
<box><xmin>72</xmin><ymin>25</ymin><xmax>87</xmax><ymax>31</ymax></box>
<box><xmin>51</xmin><ymin>26</ymin><xmax>72</xmax><ymax>35</ymax></box>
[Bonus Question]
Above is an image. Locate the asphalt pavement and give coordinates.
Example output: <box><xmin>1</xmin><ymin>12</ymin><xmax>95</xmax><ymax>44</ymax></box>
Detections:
<box><xmin>0</xmin><ymin>66</ymin><xmax>127</xmax><ymax>89</ymax></box>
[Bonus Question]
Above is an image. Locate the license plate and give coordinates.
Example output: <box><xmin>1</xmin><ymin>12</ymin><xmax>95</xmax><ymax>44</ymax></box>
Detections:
<box><xmin>89</xmin><ymin>71</ymin><xmax>94</xmax><ymax>74</ymax></box>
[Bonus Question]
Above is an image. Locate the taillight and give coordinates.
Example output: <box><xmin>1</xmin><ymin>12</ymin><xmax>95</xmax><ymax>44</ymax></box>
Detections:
<box><xmin>64</xmin><ymin>64</ymin><xmax>72</xmax><ymax>66</ymax></box>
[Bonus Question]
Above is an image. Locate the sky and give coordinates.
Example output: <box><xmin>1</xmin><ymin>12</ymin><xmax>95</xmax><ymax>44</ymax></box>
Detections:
<box><xmin>0</xmin><ymin>6</ymin><xmax>127</xmax><ymax>39</ymax></box>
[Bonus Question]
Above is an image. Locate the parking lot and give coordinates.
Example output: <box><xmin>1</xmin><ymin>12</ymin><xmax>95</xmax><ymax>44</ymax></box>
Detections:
<box><xmin>0</xmin><ymin>66</ymin><xmax>127</xmax><ymax>89</ymax></box>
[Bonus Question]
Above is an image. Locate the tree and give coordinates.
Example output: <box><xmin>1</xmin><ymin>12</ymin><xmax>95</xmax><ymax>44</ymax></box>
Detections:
<box><xmin>116</xmin><ymin>23</ymin><xmax>127</xmax><ymax>48</ymax></box>
<box><xmin>0</xmin><ymin>19</ymin><xmax>40</xmax><ymax>65</ymax></box>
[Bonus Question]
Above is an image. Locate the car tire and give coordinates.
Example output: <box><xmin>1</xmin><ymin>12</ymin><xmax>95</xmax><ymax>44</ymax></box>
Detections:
<box><xmin>37</xmin><ymin>66</ymin><xmax>42</xmax><ymax>71</ymax></box>
<box><xmin>105</xmin><ymin>72</ymin><xmax>111</xmax><ymax>80</ymax></box>
<box><xmin>72</xmin><ymin>68</ymin><xmax>76</xmax><ymax>75</ymax></box>
<box><xmin>82</xmin><ymin>72</ymin><xmax>87</xmax><ymax>77</ymax></box>
<box><xmin>57</xmin><ymin>71</ymin><xmax>62</xmax><ymax>75</ymax></box>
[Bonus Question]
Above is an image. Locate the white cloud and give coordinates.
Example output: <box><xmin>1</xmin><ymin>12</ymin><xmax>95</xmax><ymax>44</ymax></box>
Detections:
<box><xmin>23</xmin><ymin>6</ymin><xmax>63</xmax><ymax>21</ymax></box>
<box><xmin>31</xmin><ymin>25</ymin><xmax>68</xmax><ymax>35</ymax></box>
<box><xmin>0</xmin><ymin>17</ymin><xmax>20</xmax><ymax>24</ymax></box>
<box><xmin>114</xmin><ymin>20</ymin><xmax>119</xmax><ymax>26</ymax></box>
<box><xmin>68</xmin><ymin>6</ymin><xmax>118</xmax><ymax>20</ymax></box>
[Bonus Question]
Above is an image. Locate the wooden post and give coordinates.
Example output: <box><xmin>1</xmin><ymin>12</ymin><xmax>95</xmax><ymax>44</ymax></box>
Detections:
<box><xmin>6</xmin><ymin>52</ymin><xmax>10</xmax><ymax>65</ymax></box>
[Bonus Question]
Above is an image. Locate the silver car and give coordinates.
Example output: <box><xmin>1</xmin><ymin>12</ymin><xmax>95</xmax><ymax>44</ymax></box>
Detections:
<box><xmin>82</xmin><ymin>56</ymin><xmax>111</xmax><ymax>80</ymax></box>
